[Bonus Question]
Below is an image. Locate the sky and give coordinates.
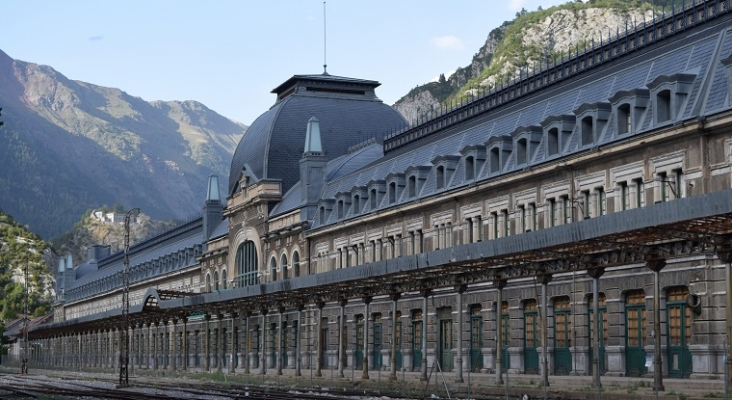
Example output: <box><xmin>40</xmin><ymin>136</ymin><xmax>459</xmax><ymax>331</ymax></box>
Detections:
<box><xmin>1</xmin><ymin>0</ymin><xmax>569</xmax><ymax>125</ymax></box>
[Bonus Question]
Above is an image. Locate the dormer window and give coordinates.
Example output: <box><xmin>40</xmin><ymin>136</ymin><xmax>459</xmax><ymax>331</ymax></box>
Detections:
<box><xmin>490</xmin><ymin>148</ymin><xmax>500</xmax><ymax>172</ymax></box>
<box><xmin>389</xmin><ymin>181</ymin><xmax>397</xmax><ymax>203</ymax></box>
<box><xmin>319</xmin><ymin>206</ymin><xmax>326</xmax><ymax>224</ymax></box>
<box><xmin>370</xmin><ymin>189</ymin><xmax>377</xmax><ymax>208</ymax></box>
<box><xmin>367</xmin><ymin>180</ymin><xmax>386</xmax><ymax>210</ymax></box>
<box><xmin>408</xmin><ymin>175</ymin><xmax>417</xmax><ymax>197</ymax></box>
<box><xmin>574</xmin><ymin>103</ymin><xmax>610</xmax><ymax>148</ymax></box>
<box><xmin>436</xmin><ymin>166</ymin><xmax>445</xmax><ymax>189</ymax></box>
<box><xmin>465</xmin><ymin>156</ymin><xmax>475</xmax><ymax>181</ymax></box>
<box><xmin>541</xmin><ymin>115</ymin><xmax>575</xmax><ymax>158</ymax></box>
<box><xmin>609</xmin><ymin>88</ymin><xmax>649</xmax><ymax>137</ymax></box>
<box><xmin>581</xmin><ymin>116</ymin><xmax>593</xmax><ymax>146</ymax></box>
<box><xmin>431</xmin><ymin>155</ymin><xmax>459</xmax><ymax>190</ymax></box>
<box><xmin>657</xmin><ymin>90</ymin><xmax>671</xmax><ymax>123</ymax></box>
<box><xmin>548</xmin><ymin>128</ymin><xmax>559</xmax><ymax>155</ymax></box>
<box><xmin>337</xmin><ymin>199</ymin><xmax>345</xmax><ymax>219</ymax></box>
<box><xmin>647</xmin><ymin>73</ymin><xmax>695</xmax><ymax>126</ymax></box>
<box><xmin>353</xmin><ymin>194</ymin><xmax>361</xmax><ymax>214</ymax></box>
<box><xmin>511</xmin><ymin>126</ymin><xmax>541</xmax><ymax>167</ymax></box>
<box><xmin>405</xmin><ymin>165</ymin><xmax>430</xmax><ymax>199</ymax></box>
<box><xmin>517</xmin><ymin>139</ymin><xmax>527</xmax><ymax>165</ymax></box>
<box><xmin>486</xmin><ymin>135</ymin><xmax>512</xmax><ymax>175</ymax></box>
<box><xmin>617</xmin><ymin>104</ymin><xmax>631</xmax><ymax>134</ymax></box>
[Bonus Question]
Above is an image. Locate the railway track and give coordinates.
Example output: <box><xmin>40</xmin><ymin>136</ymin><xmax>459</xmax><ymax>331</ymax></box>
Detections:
<box><xmin>0</xmin><ymin>373</ymin><xmax>422</xmax><ymax>400</ymax></box>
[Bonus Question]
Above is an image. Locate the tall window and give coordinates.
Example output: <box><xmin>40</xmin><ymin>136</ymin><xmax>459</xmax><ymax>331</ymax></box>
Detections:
<box><xmin>501</xmin><ymin>209</ymin><xmax>509</xmax><ymax>237</ymax></box>
<box><xmin>517</xmin><ymin>138</ymin><xmax>527</xmax><ymax>165</ymax></box>
<box><xmin>582</xmin><ymin>190</ymin><xmax>591</xmax><ymax>219</ymax></box>
<box><xmin>389</xmin><ymin>182</ymin><xmax>397</xmax><ymax>203</ymax></box>
<box><xmin>292</xmin><ymin>251</ymin><xmax>300</xmax><ymax>278</ymax></box>
<box><xmin>408</xmin><ymin>176</ymin><xmax>417</xmax><ymax>198</ymax></box>
<box><xmin>281</xmin><ymin>253</ymin><xmax>288</xmax><ymax>279</ymax></box>
<box><xmin>547</xmin><ymin>128</ymin><xmax>559</xmax><ymax>156</ymax></box>
<box><xmin>213</xmin><ymin>271</ymin><xmax>219</xmax><ymax>291</ymax></box>
<box><xmin>235</xmin><ymin>241</ymin><xmax>259</xmax><ymax>287</ymax></box>
<box><xmin>562</xmin><ymin>196</ymin><xmax>571</xmax><ymax>224</ymax></box>
<box><xmin>353</xmin><ymin>195</ymin><xmax>360</xmax><ymax>215</ymax></box>
<box><xmin>370</xmin><ymin>189</ymin><xmax>378</xmax><ymax>209</ymax></box>
<box><xmin>221</xmin><ymin>269</ymin><xmax>227</xmax><ymax>290</ymax></box>
<box><xmin>549</xmin><ymin>198</ymin><xmax>558</xmax><ymax>227</ymax></box>
<box><xmin>270</xmin><ymin>257</ymin><xmax>277</xmax><ymax>281</ymax></box>
<box><xmin>620</xmin><ymin>182</ymin><xmax>630</xmax><ymax>210</ymax></box>
<box><xmin>490</xmin><ymin>148</ymin><xmax>500</xmax><ymax>173</ymax></box>
<box><xmin>337</xmin><ymin>200</ymin><xmax>345</xmax><ymax>219</ymax></box>
<box><xmin>634</xmin><ymin>178</ymin><xmax>646</xmax><ymax>207</ymax></box>
<box><xmin>596</xmin><ymin>187</ymin><xmax>606</xmax><ymax>216</ymax></box>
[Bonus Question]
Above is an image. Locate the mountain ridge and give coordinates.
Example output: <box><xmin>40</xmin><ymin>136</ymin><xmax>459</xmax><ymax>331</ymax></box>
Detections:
<box><xmin>0</xmin><ymin>49</ymin><xmax>246</xmax><ymax>239</ymax></box>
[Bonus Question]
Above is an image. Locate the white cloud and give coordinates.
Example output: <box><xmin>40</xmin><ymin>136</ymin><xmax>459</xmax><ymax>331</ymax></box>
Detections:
<box><xmin>508</xmin><ymin>0</ymin><xmax>527</xmax><ymax>11</ymax></box>
<box><xmin>430</xmin><ymin>35</ymin><xmax>464</xmax><ymax>51</ymax></box>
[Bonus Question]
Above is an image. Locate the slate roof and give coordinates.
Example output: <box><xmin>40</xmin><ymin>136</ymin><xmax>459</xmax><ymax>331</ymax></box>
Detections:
<box><xmin>309</xmin><ymin>18</ymin><xmax>732</xmax><ymax>229</ymax></box>
<box><xmin>228</xmin><ymin>75</ymin><xmax>406</xmax><ymax>196</ymax></box>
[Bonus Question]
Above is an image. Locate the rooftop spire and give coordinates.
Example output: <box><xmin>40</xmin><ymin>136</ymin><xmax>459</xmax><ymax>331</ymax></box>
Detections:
<box><xmin>304</xmin><ymin>117</ymin><xmax>324</xmax><ymax>154</ymax></box>
<box><xmin>323</xmin><ymin>1</ymin><xmax>329</xmax><ymax>75</ymax></box>
<box><xmin>206</xmin><ymin>174</ymin><xmax>221</xmax><ymax>203</ymax></box>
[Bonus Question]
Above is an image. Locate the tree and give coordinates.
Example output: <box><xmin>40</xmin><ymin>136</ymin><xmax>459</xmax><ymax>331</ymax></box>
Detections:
<box><xmin>439</xmin><ymin>73</ymin><xmax>446</xmax><ymax>84</ymax></box>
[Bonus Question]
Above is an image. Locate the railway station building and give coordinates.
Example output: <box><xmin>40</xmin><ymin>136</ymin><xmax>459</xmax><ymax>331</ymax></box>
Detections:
<box><xmin>24</xmin><ymin>0</ymin><xmax>732</xmax><ymax>388</ymax></box>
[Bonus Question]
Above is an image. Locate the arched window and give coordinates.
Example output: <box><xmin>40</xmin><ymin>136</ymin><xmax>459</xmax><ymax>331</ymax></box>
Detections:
<box><xmin>618</xmin><ymin>103</ymin><xmax>631</xmax><ymax>134</ymax></box>
<box><xmin>235</xmin><ymin>241</ymin><xmax>259</xmax><ymax>287</ymax></box>
<box><xmin>657</xmin><ymin>90</ymin><xmax>671</xmax><ymax>123</ymax></box>
<box><xmin>221</xmin><ymin>269</ymin><xmax>227</xmax><ymax>290</ymax></box>
<box><xmin>293</xmin><ymin>251</ymin><xmax>300</xmax><ymax>277</ymax></box>
<box><xmin>337</xmin><ymin>200</ymin><xmax>344</xmax><ymax>219</ymax></box>
<box><xmin>353</xmin><ymin>195</ymin><xmax>360</xmax><ymax>215</ymax></box>
<box><xmin>490</xmin><ymin>148</ymin><xmax>500</xmax><ymax>173</ymax></box>
<box><xmin>389</xmin><ymin>182</ymin><xmax>397</xmax><ymax>203</ymax></box>
<box><xmin>319</xmin><ymin>206</ymin><xmax>326</xmax><ymax>225</ymax></box>
<box><xmin>281</xmin><ymin>253</ymin><xmax>288</xmax><ymax>279</ymax></box>
<box><xmin>408</xmin><ymin>176</ymin><xmax>417</xmax><ymax>198</ymax></box>
<box><xmin>547</xmin><ymin>128</ymin><xmax>559</xmax><ymax>155</ymax></box>
<box><xmin>270</xmin><ymin>257</ymin><xmax>277</xmax><ymax>281</ymax></box>
<box><xmin>213</xmin><ymin>270</ymin><xmax>219</xmax><ymax>291</ymax></box>
<box><xmin>205</xmin><ymin>273</ymin><xmax>211</xmax><ymax>292</ymax></box>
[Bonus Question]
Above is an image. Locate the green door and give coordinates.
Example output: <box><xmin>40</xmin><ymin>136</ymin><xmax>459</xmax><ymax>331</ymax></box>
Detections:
<box><xmin>373</xmin><ymin>320</ymin><xmax>383</xmax><ymax>369</ymax></box>
<box><xmin>524</xmin><ymin>300</ymin><xmax>539</xmax><ymax>374</ymax></box>
<box><xmin>589</xmin><ymin>295</ymin><xmax>607</xmax><ymax>374</ymax></box>
<box><xmin>625</xmin><ymin>291</ymin><xmax>647</xmax><ymax>376</ymax></box>
<box><xmin>667</xmin><ymin>287</ymin><xmax>692</xmax><ymax>378</ymax></box>
<box><xmin>439</xmin><ymin>318</ymin><xmax>453</xmax><ymax>371</ymax></box>
<box><xmin>412</xmin><ymin>318</ymin><xmax>423</xmax><ymax>371</ymax></box>
<box><xmin>470</xmin><ymin>306</ymin><xmax>483</xmax><ymax>371</ymax></box>
<box><xmin>502</xmin><ymin>311</ymin><xmax>511</xmax><ymax>370</ymax></box>
<box><xmin>355</xmin><ymin>317</ymin><xmax>364</xmax><ymax>368</ymax></box>
<box><xmin>553</xmin><ymin>303</ymin><xmax>572</xmax><ymax>374</ymax></box>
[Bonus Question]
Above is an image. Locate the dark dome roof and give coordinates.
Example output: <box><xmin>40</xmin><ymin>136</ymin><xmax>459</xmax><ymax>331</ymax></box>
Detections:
<box><xmin>228</xmin><ymin>74</ymin><xmax>406</xmax><ymax>195</ymax></box>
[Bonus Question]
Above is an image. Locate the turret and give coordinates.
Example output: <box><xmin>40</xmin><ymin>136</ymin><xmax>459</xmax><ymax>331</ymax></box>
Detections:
<box><xmin>300</xmin><ymin>117</ymin><xmax>328</xmax><ymax>221</ymax></box>
<box><xmin>203</xmin><ymin>174</ymin><xmax>223</xmax><ymax>240</ymax></box>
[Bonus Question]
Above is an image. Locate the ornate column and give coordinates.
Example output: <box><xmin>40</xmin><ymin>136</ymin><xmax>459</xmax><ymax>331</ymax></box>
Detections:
<box><xmin>541</xmin><ymin>275</ymin><xmax>552</xmax><ymax>388</ymax></box>
<box><xmin>720</xmin><ymin>251</ymin><xmax>732</xmax><ymax>394</ymax></box>
<box><xmin>315</xmin><ymin>301</ymin><xmax>325</xmax><ymax>377</ymax></box>
<box><xmin>455</xmin><ymin>285</ymin><xmax>466</xmax><ymax>383</ymax></box>
<box><xmin>420</xmin><ymin>290</ymin><xmax>430</xmax><ymax>382</ymax></box>
<box><xmin>171</xmin><ymin>318</ymin><xmax>178</xmax><ymax>372</ymax></box>
<box><xmin>217</xmin><ymin>314</ymin><xmax>224</xmax><ymax>373</ymax></box>
<box><xmin>296</xmin><ymin>305</ymin><xmax>303</xmax><ymax>377</ymax></box>
<box><xmin>204</xmin><ymin>314</ymin><xmax>211</xmax><ymax>372</ymax></box>
<box><xmin>647</xmin><ymin>259</ymin><xmax>666</xmax><ymax>392</ymax></box>
<box><xmin>230</xmin><ymin>312</ymin><xmax>237</xmax><ymax>374</ymax></box>
<box><xmin>260</xmin><ymin>309</ymin><xmax>267</xmax><ymax>375</ymax></box>
<box><xmin>588</xmin><ymin>268</ymin><xmax>605</xmax><ymax>389</ymax></box>
<box><xmin>362</xmin><ymin>296</ymin><xmax>372</xmax><ymax>380</ymax></box>
<box><xmin>338</xmin><ymin>299</ymin><xmax>347</xmax><ymax>378</ymax></box>
<box><xmin>182</xmin><ymin>318</ymin><xmax>188</xmax><ymax>371</ymax></box>
<box><xmin>277</xmin><ymin>307</ymin><xmax>284</xmax><ymax>375</ymax></box>
<box><xmin>494</xmin><ymin>279</ymin><xmax>506</xmax><ymax>384</ymax></box>
<box><xmin>389</xmin><ymin>293</ymin><xmax>401</xmax><ymax>381</ymax></box>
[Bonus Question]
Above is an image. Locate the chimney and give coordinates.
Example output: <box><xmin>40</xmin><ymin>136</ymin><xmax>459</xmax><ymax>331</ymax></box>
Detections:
<box><xmin>300</xmin><ymin>117</ymin><xmax>328</xmax><ymax>221</ymax></box>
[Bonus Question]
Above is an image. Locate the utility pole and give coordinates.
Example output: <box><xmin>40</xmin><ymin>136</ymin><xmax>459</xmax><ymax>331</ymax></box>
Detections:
<box><xmin>119</xmin><ymin>208</ymin><xmax>139</xmax><ymax>387</ymax></box>
<box><xmin>21</xmin><ymin>259</ymin><xmax>29</xmax><ymax>374</ymax></box>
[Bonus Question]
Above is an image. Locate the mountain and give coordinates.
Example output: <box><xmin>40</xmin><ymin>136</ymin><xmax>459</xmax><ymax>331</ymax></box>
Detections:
<box><xmin>0</xmin><ymin>210</ymin><xmax>53</xmax><ymax>323</ymax></box>
<box><xmin>394</xmin><ymin>0</ymin><xmax>682</xmax><ymax>121</ymax></box>
<box><xmin>0</xmin><ymin>50</ymin><xmax>246</xmax><ymax>239</ymax></box>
